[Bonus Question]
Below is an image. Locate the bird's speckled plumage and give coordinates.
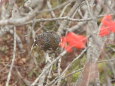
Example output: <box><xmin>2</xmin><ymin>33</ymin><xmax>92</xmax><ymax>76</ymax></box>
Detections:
<box><xmin>34</xmin><ymin>31</ymin><xmax>60</xmax><ymax>51</ymax></box>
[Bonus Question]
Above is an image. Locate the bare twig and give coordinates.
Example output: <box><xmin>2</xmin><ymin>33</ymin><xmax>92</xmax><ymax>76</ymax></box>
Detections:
<box><xmin>5</xmin><ymin>27</ymin><xmax>16</xmax><ymax>86</ymax></box>
<box><xmin>31</xmin><ymin>51</ymin><xmax>67</xmax><ymax>86</ymax></box>
<box><xmin>57</xmin><ymin>58</ymin><xmax>62</xmax><ymax>86</ymax></box>
<box><xmin>48</xmin><ymin>48</ymin><xmax>87</xmax><ymax>86</ymax></box>
<box><xmin>57</xmin><ymin>0</ymin><xmax>84</xmax><ymax>36</ymax></box>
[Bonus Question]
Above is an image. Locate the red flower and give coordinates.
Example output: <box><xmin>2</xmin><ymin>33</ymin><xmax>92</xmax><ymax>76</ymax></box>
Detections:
<box><xmin>102</xmin><ymin>15</ymin><xmax>112</xmax><ymax>26</ymax></box>
<box><xmin>99</xmin><ymin>26</ymin><xmax>111</xmax><ymax>36</ymax></box>
<box><xmin>60</xmin><ymin>32</ymin><xmax>87</xmax><ymax>52</ymax></box>
<box><xmin>99</xmin><ymin>15</ymin><xmax>115</xmax><ymax>37</ymax></box>
<box><xmin>109</xmin><ymin>21</ymin><xmax>115</xmax><ymax>32</ymax></box>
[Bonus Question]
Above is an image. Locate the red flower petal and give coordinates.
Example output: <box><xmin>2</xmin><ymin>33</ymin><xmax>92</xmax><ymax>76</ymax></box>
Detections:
<box><xmin>102</xmin><ymin>15</ymin><xmax>113</xmax><ymax>26</ymax></box>
<box><xmin>60</xmin><ymin>37</ymin><xmax>74</xmax><ymax>52</ymax></box>
<box><xmin>99</xmin><ymin>15</ymin><xmax>115</xmax><ymax>37</ymax></box>
<box><xmin>109</xmin><ymin>21</ymin><xmax>115</xmax><ymax>32</ymax></box>
<box><xmin>68</xmin><ymin>37</ymin><xmax>87</xmax><ymax>49</ymax></box>
<box><xmin>99</xmin><ymin>26</ymin><xmax>110</xmax><ymax>37</ymax></box>
<box><xmin>65</xmin><ymin>46</ymin><xmax>73</xmax><ymax>52</ymax></box>
<box><xmin>74</xmin><ymin>41</ymin><xmax>86</xmax><ymax>49</ymax></box>
<box><xmin>60</xmin><ymin>32</ymin><xmax>87</xmax><ymax>52</ymax></box>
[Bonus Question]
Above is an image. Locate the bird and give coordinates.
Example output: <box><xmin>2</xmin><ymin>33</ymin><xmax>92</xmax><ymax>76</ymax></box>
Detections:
<box><xmin>34</xmin><ymin>31</ymin><xmax>60</xmax><ymax>52</ymax></box>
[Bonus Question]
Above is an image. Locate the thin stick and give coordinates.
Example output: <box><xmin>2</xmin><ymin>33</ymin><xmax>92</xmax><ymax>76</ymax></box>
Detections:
<box><xmin>48</xmin><ymin>47</ymin><xmax>87</xmax><ymax>86</ymax></box>
<box><xmin>5</xmin><ymin>27</ymin><xmax>16</xmax><ymax>86</ymax></box>
<box><xmin>31</xmin><ymin>51</ymin><xmax>67</xmax><ymax>86</ymax></box>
